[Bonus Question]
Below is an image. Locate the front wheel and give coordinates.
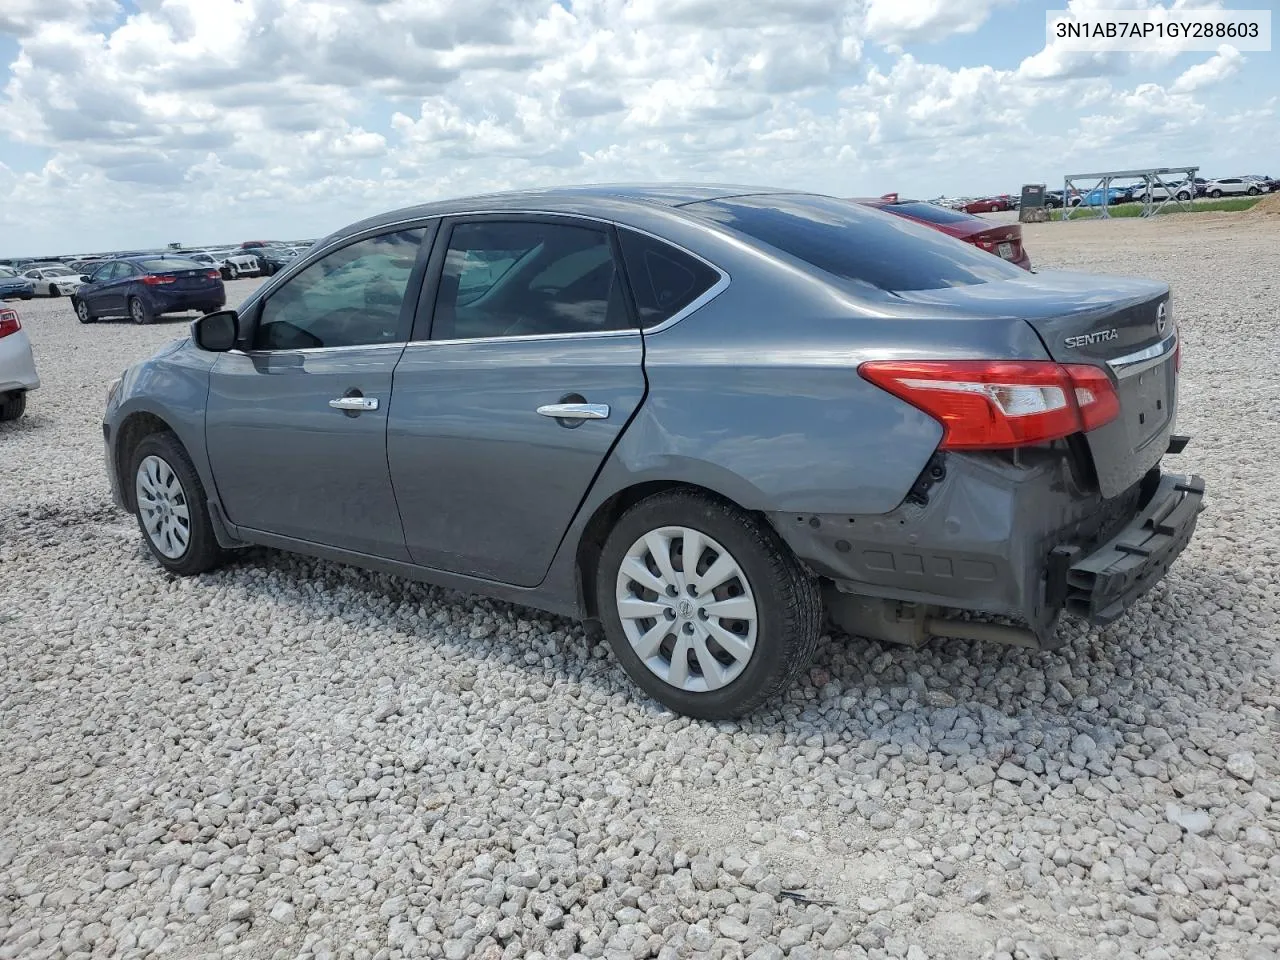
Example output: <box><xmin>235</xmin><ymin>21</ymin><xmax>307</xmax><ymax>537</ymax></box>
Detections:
<box><xmin>597</xmin><ymin>490</ymin><xmax>822</xmax><ymax>720</ymax></box>
<box><xmin>1210</xmin><ymin>189</ymin><xmax>1223</xmax><ymax>198</ymax></box>
<box><xmin>1177</xmin><ymin>192</ymin><xmax>1190</xmax><ymax>201</ymax></box>
<box><xmin>74</xmin><ymin>298</ymin><xmax>95</xmax><ymax>324</ymax></box>
<box><xmin>130</xmin><ymin>433</ymin><xmax>224</xmax><ymax>575</ymax></box>
<box><xmin>1247</xmin><ymin>186</ymin><xmax>1260</xmax><ymax>196</ymax></box>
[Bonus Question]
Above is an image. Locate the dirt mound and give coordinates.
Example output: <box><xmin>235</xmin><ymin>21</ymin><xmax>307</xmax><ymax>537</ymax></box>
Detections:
<box><xmin>1250</xmin><ymin>192</ymin><xmax>1280</xmax><ymax>214</ymax></box>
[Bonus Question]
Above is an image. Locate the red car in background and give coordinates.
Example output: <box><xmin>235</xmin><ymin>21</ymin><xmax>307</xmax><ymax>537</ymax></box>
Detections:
<box><xmin>856</xmin><ymin>197</ymin><xmax>1032</xmax><ymax>270</ymax></box>
<box><xmin>961</xmin><ymin>195</ymin><xmax>1014</xmax><ymax>213</ymax></box>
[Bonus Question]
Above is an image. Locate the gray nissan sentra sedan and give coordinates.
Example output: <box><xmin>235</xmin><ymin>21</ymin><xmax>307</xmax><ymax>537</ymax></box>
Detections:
<box><xmin>102</xmin><ymin>185</ymin><xmax>1204</xmax><ymax>719</ymax></box>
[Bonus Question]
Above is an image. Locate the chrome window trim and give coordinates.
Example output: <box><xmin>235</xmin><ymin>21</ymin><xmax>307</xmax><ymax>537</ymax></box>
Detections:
<box><xmin>227</xmin><ymin>341</ymin><xmax>408</xmax><ymax>359</ymax></box>
<box><xmin>1107</xmin><ymin>333</ymin><xmax>1177</xmax><ymax>377</ymax></box>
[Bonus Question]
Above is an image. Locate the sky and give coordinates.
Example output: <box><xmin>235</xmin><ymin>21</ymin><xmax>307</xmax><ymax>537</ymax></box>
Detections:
<box><xmin>0</xmin><ymin>0</ymin><xmax>1275</xmax><ymax>255</ymax></box>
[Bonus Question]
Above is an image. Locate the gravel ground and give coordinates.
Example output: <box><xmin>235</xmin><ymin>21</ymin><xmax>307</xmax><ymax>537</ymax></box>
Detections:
<box><xmin>2</xmin><ymin>215</ymin><xmax>1278</xmax><ymax>960</ymax></box>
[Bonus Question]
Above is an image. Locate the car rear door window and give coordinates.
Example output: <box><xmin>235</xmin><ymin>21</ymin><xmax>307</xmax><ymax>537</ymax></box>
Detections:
<box><xmin>617</xmin><ymin>229</ymin><xmax>721</xmax><ymax>328</ymax></box>
<box><xmin>252</xmin><ymin>228</ymin><xmax>426</xmax><ymax>350</ymax></box>
<box><xmin>432</xmin><ymin>220</ymin><xmax>631</xmax><ymax>340</ymax></box>
<box><xmin>684</xmin><ymin>193</ymin><xmax>1025</xmax><ymax>292</ymax></box>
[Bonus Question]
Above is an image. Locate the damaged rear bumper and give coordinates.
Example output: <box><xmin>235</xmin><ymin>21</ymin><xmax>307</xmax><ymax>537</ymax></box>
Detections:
<box><xmin>772</xmin><ymin>445</ymin><xmax>1205</xmax><ymax>647</ymax></box>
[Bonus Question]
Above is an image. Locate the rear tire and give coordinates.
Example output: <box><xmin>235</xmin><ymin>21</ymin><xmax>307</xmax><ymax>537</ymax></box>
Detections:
<box><xmin>596</xmin><ymin>490</ymin><xmax>822</xmax><ymax>720</ymax></box>
<box><xmin>128</xmin><ymin>296</ymin><xmax>151</xmax><ymax>325</ymax></box>
<box><xmin>74</xmin><ymin>298</ymin><xmax>95</xmax><ymax>324</ymax></box>
<box><xmin>129</xmin><ymin>432</ymin><xmax>224</xmax><ymax>576</ymax></box>
<box><xmin>0</xmin><ymin>391</ymin><xmax>26</xmax><ymax>422</ymax></box>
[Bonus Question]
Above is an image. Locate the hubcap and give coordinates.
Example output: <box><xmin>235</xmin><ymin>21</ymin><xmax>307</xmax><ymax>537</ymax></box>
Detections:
<box><xmin>131</xmin><ymin>301</ymin><xmax>145</xmax><ymax>323</ymax></box>
<box><xmin>615</xmin><ymin>525</ymin><xmax>758</xmax><ymax>693</ymax></box>
<box><xmin>77</xmin><ymin>301</ymin><xmax>88</xmax><ymax>320</ymax></box>
<box><xmin>135</xmin><ymin>455</ymin><xmax>191</xmax><ymax>559</ymax></box>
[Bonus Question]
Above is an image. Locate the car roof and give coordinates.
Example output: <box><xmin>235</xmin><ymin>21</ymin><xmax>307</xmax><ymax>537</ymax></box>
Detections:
<box><xmin>321</xmin><ymin>183</ymin><xmax>810</xmax><ymax>244</ymax></box>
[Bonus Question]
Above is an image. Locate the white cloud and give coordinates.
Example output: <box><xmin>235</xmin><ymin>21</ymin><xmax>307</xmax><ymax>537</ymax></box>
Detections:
<box><xmin>1171</xmin><ymin>45</ymin><xmax>1244</xmax><ymax>93</ymax></box>
<box><xmin>865</xmin><ymin>0</ymin><xmax>1014</xmax><ymax>46</ymax></box>
<box><xmin>0</xmin><ymin>0</ymin><xmax>1275</xmax><ymax>253</ymax></box>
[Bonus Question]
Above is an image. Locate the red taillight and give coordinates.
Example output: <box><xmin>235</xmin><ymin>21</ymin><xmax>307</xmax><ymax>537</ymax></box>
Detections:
<box><xmin>0</xmin><ymin>308</ymin><xmax>19</xmax><ymax>338</ymax></box>
<box><xmin>205</xmin><ymin>270</ymin><xmax>221</xmax><ymax>280</ymax></box>
<box><xmin>859</xmin><ymin>359</ymin><xmax>1121</xmax><ymax>450</ymax></box>
<box><xmin>140</xmin><ymin>274</ymin><xmax>176</xmax><ymax>286</ymax></box>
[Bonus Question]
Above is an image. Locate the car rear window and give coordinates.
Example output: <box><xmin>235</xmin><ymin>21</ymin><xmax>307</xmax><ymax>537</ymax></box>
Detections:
<box><xmin>618</xmin><ymin>229</ymin><xmax>722</xmax><ymax>327</ymax></box>
<box><xmin>883</xmin><ymin>201</ymin><xmax>979</xmax><ymax>225</ymax></box>
<box><xmin>685</xmin><ymin>193</ymin><xmax>1025</xmax><ymax>292</ymax></box>
<box><xmin>136</xmin><ymin>257</ymin><xmax>204</xmax><ymax>272</ymax></box>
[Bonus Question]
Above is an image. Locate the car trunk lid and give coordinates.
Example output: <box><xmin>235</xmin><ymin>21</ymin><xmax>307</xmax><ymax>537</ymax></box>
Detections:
<box><xmin>892</xmin><ymin>272</ymin><xmax>1177</xmax><ymax>498</ymax></box>
<box><xmin>961</xmin><ymin>223</ymin><xmax>1023</xmax><ymax>264</ymax></box>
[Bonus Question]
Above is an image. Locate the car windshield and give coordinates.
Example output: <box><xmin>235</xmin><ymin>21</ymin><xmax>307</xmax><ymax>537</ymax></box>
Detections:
<box><xmin>687</xmin><ymin>193</ymin><xmax>1024</xmax><ymax>292</ymax></box>
<box><xmin>45</xmin><ymin>267</ymin><xmax>75</xmax><ymax>277</ymax></box>
<box><xmin>885</xmin><ymin>202</ymin><xmax>978</xmax><ymax>225</ymax></box>
<box><xmin>136</xmin><ymin>257</ymin><xmax>205</xmax><ymax>272</ymax></box>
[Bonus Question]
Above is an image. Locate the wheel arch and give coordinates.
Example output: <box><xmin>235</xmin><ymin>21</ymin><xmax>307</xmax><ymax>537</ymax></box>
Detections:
<box><xmin>113</xmin><ymin>411</ymin><xmax>179</xmax><ymax>511</ymax></box>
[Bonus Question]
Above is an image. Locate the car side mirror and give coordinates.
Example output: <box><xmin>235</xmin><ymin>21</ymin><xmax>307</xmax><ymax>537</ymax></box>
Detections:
<box><xmin>81</xmin><ymin>275</ymin><xmax>95</xmax><ymax>283</ymax></box>
<box><xmin>192</xmin><ymin>309</ymin><xmax>239</xmax><ymax>352</ymax></box>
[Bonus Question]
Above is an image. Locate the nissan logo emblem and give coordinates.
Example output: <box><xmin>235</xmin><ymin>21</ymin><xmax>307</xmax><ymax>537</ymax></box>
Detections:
<box><xmin>1157</xmin><ymin>302</ymin><xmax>1168</xmax><ymax>334</ymax></box>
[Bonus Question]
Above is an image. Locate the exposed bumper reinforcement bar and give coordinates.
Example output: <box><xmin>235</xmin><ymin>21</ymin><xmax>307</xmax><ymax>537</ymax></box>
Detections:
<box><xmin>1055</xmin><ymin>471</ymin><xmax>1205</xmax><ymax>624</ymax></box>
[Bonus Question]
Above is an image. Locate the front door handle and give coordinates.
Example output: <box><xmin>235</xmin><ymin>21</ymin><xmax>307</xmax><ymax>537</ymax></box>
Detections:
<box><xmin>536</xmin><ymin>402</ymin><xmax>609</xmax><ymax>420</ymax></box>
<box><xmin>329</xmin><ymin>396</ymin><xmax>379</xmax><ymax>411</ymax></box>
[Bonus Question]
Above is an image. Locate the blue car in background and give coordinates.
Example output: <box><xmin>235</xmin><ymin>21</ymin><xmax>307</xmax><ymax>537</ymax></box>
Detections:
<box><xmin>0</xmin><ymin>266</ymin><xmax>35</xmax><ymax>300</ymax></box>
<box><xmin>1068</xmin><ymin>186</ymin><xmax>1133</xmax><ymax>208</ymax></box>
<box><xmin>71</xmin><ymin>255</ymin><xmax>226</xmax><ymax>325</ymax></box>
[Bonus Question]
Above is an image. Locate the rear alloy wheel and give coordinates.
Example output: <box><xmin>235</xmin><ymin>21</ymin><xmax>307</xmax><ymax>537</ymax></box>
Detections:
<box><xmin>129</xmin><ymin>296</ymin><xmax>151</xmax><ymax>325</ymax></box>
<box><xmin>74</xmin><ymin>298</ymin><xmax>94</xmax><ymax>324</ymax></box>
<box><xmin>597</xmin><ymin>490</ymin><xmax>822</xmax><ymax>720</ymax></box>
<box><xmin>0</xmin><ymin>391</ymin><xmax>26</xmax><ymax>422</ymax></box>
<box><xmin>130</xmin><ymin>433</ymin><xmax>224</xmax><ymax>575</ymax></box>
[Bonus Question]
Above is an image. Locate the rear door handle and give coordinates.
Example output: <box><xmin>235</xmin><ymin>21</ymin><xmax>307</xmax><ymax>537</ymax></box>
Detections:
<box><xmin>329</xmin><ymin>396</ymin><xmax>379</xmax><ymax>411</ymax></box>
<box><xmin>536</xmin><ymin>403</ymin><xmax>609</xmax><ymax>420</ymax></box>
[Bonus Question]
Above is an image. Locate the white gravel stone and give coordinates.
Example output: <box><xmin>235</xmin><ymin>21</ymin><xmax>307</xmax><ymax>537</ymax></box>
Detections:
<box><xmin>2</xmin><ymin>224</ymin><xmax>1279</xmax><ymax>960</ymax></box>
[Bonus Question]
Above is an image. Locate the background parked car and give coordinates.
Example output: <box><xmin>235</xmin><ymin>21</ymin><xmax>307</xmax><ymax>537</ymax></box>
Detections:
<box><xmin>1068</xmin><ymin>186</ymin><xmax>1132</xmax><ymax>207</ymax></box>
<box><xmin>23</xmin><ymin>265</ymin><xmax>85</xmax><ymax>297</ymax></box>
<box><xmin>0</xmin><ymin>267</ymin><xmax>35</xmax><ymax>300</ymax></box>
<box><xmin>857</xmin><ymin>197</ymin><xmax>1032</xmax><ymax>269</ymax></box>
<box><xmin>961</xmin><ymin>195</ymin><xmax>1014</xmax><ymax>213</ymax></box>
<box><xmin>209</xmin><ymin>249</ymin><xmax>262</xmax><ymax>280</ymax></box>
<box><xmin>1203</xmin><ymin>178</ymin><xmax>1260</xmax><ymax>198</ymax></box>
<box><xmin>1140</xmin><ymin>182</ymin><xmax>1195</xmax><ymax>202</ymax></box>
<box><xmin>253</xmin><ymin>245</ymin><xmax>301</xmax><ymax>276</ymax></box>
<box><xmin>0</xmin><ymin>305</ymin><xmax>39</xmax><ymax>421</ymax></box>
<box><xmin>72</xmin><ymin>256</ymin><xmax>226</xmax><ymax>325</ymax></box>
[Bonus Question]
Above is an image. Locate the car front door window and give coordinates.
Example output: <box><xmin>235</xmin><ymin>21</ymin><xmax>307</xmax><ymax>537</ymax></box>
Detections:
<box><xmin>253</xmin><ymin>229</ymin><xmax>426</xmax><ymax>350</ymax></box>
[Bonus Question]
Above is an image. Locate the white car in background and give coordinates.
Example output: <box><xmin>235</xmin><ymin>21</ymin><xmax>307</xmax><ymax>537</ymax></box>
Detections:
<box><xmin>0</xmin><ymin>305</ymin><xmax>39</xmax><ymax>421</ymax></box>
<box><xmin>1203</xmin><ymin>177</ymin><xmax>1264</xmax><ymax>198</ymax></box>
<box><xmin>1140</xmin><ymin>181</ymin><xmax>1195</xmax><ymax>202</ymax></box>
<box><xmin>186</xmin><ymin>249</ymin><xmax>261</xmax><ymax>280</ymax></box>
<box><xmin>23</xmin><ymin>265</ymin><xmax>85</xmax><ymax>297</ymax></box>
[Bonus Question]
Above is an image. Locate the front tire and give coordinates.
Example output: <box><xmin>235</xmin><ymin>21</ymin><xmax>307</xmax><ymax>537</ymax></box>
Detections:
<box><xmin>1247</xmin><ymin>186</ymin><xmax>1260</xmax><ymax>196</ymax></box>
<box><xmin>0</xmin><ymin>391</ymin><xmax>25</xmax><ymax>422</ymax></box>
<box><xmin>596</xmin><ymin>490</ymin><xmax>822</xmax><ymax>720</ymax></box>
<box><xmin>74</xmin><ymin>298</ymin><xmax>95</xmax><ymax>324</ymax></box>
<box><xmin>130</xmin><ymin>433</ymin><xmax>224</xmax><ymax>576</ymax></box>
<box><xmin>1210</xmin><ymin>189</ymin><xmax>1223</xmax><ymax>198</ymax></box>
